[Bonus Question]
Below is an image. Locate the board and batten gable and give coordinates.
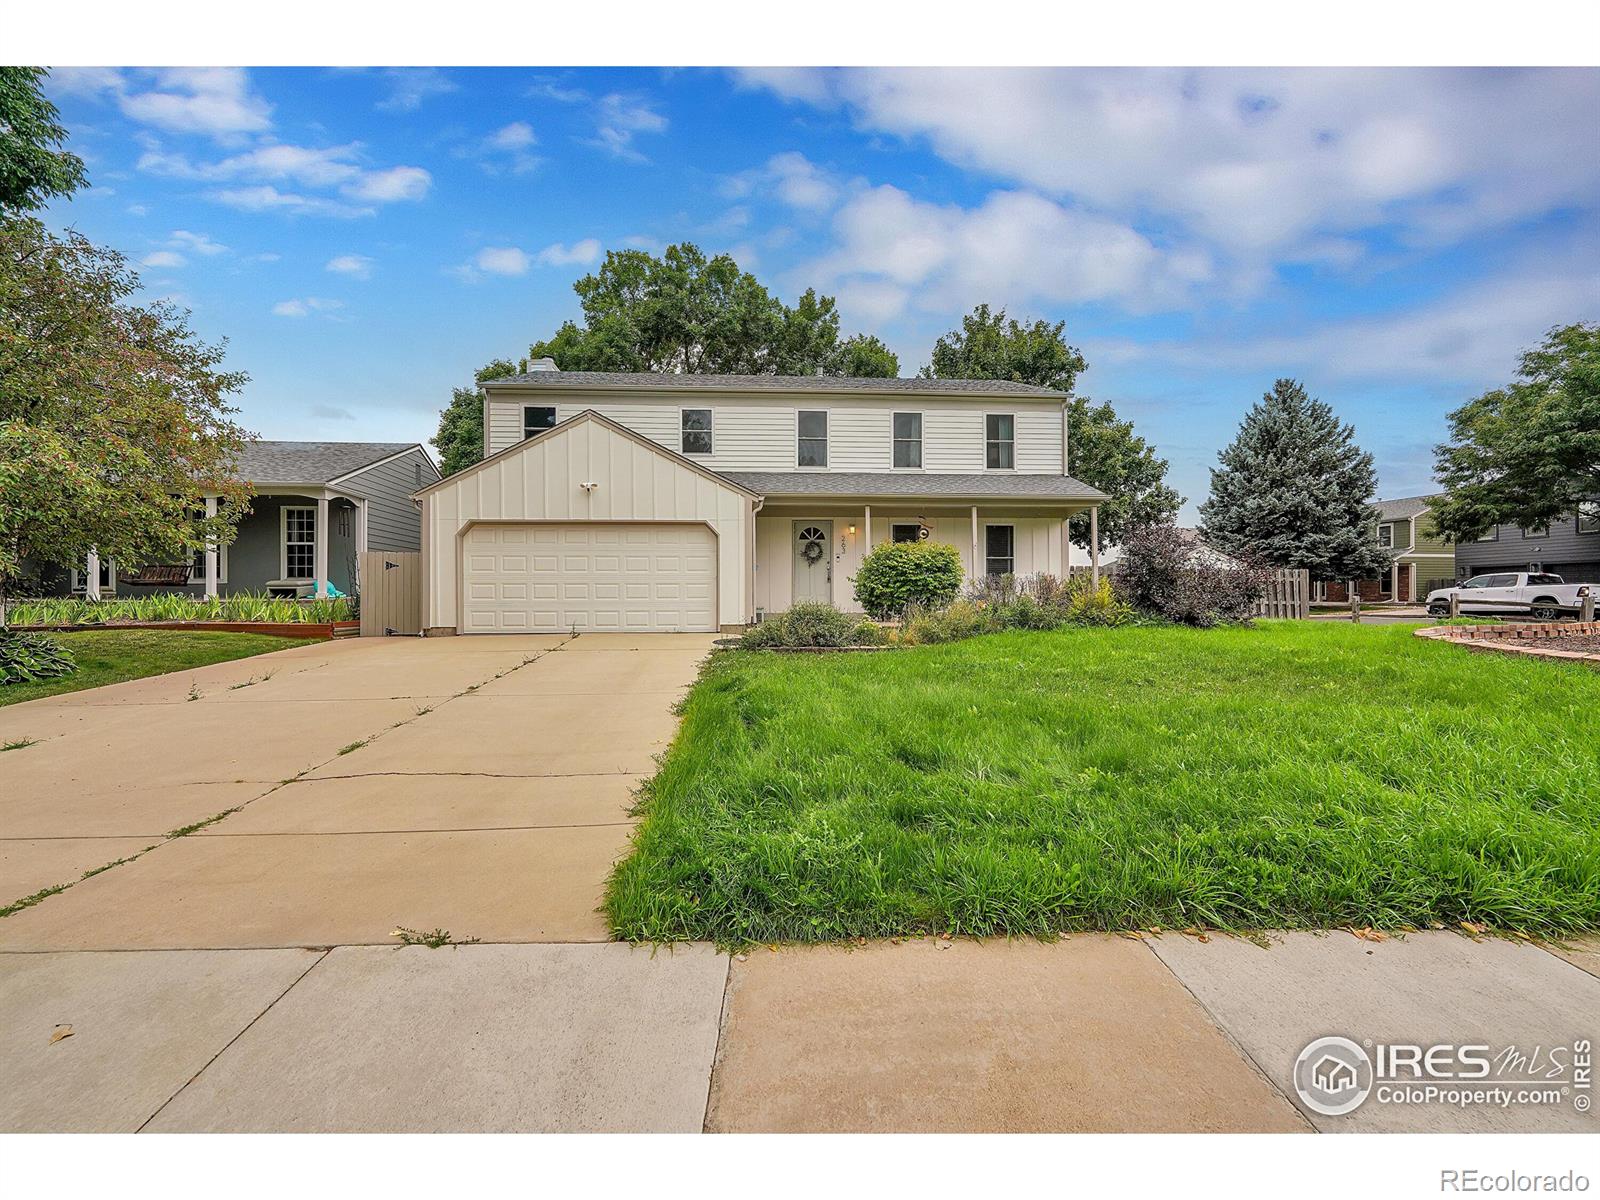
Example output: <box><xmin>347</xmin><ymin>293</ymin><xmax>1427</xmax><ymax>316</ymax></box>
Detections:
<box><xmin>334</xmin><ymin>446</ymin><xmax>439</xmax><ymax>553</ymax></box>
<box><xmin>420</xmin><ymin>412</ymin><xmax>754</xmax><ymax>631</ymax></box>
<box><xmin>485</xmin><ymin>388</ymin><xmax>1069</xmax><ymax>474</ymax></box>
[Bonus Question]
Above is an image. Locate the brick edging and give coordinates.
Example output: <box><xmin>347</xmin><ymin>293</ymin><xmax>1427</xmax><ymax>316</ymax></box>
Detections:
<box><xmin>1414</xmin><ymin>620</ymin><xmax>1600</xmax><ymax>666</ymax></box>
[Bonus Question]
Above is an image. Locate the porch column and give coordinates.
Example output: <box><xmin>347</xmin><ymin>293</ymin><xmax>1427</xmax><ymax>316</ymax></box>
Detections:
<box><xmin>314</xmin><ymin>495</ymin><xmax>330</xmax><ymax>598</ymax></box>
<box><xmin>970</xmin><ymin>506</ymin><xmax>979</xmax><ymax>581</ymax></box>
<box><xmin>203</xmin><ymin>495</ymin><xmax>220</xmax><ymax>599</ymax></box>
<box><xmin>863</xmin><ymin>505</ymin><xmax>871</xmax><ymax>551</ymax></box>
<box><xmin>1390</xmin><ymin>561</ymin><xmax>1400</xmax><ymax>602</ymax></box>
<box><xmin>1090</xmin><ymin>506</ymin><xmax>1101</xmax><ymax>589</ymax></box>
<box><xmin>1061</xmin><ymin>517</ymin><xmax>1070</xmax><ymax>577</ymax></box>
<box><xmin>354</xmin><ymin>499</ymin><xmax>369</xmax><ymax>592</ymax></box>
<box><xmin>85</xmin><ymin>549</ymin><xmax>101</xmax><ymax>601</ymax></box>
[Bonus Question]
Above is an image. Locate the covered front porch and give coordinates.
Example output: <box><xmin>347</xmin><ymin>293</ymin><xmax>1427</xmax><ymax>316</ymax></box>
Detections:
<box><xmin>75</xmin><ymin>489</ymin><xmax>370</xmax><ymax>601</ymax></box>
<box><xmin>752</xmin><ymin>499</ymin><xmax>1102</xmax><ymax>618</ymax></box>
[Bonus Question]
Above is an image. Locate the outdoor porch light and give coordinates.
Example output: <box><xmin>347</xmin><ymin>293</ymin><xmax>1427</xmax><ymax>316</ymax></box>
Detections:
<box><xmin>848</xmin><ymin>523</ymin><xmax>857</xmax><ymax>535</ymax></box>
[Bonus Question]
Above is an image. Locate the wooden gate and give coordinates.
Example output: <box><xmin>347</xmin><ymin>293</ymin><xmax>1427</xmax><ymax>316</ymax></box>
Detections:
<box><xmin>358</xmin><ymin>551</ymin><xmax>422</xmax><ymax>636</ymax></box>
<box><xmin>1252</xmin><ymin>568</ymin><xmax>1310</xmax><ymax>619</ymax></box>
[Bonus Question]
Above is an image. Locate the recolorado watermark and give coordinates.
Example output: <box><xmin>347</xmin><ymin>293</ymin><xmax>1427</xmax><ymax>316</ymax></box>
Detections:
<box><xmin>1291</xmin><ymin>1035</ymin><xmax>1592</xmax><ymax>1118</ymax></box>
<box><xmin>1440</xmin><ymin>1169</ymin><xmax>1590</xmax><ymax>1193</ymax></box>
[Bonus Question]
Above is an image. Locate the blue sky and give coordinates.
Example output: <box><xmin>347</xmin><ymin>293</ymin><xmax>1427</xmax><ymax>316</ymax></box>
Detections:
<box><xmin>40</xmin><ymin>66</ymin><xmax>1600</xmax><ymax>520</ymax></box>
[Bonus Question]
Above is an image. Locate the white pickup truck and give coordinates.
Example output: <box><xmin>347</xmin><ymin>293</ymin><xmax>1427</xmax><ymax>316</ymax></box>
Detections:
<box><xmin>1424</xmin><ymin>572</ymin><xmax>1592</xmax><ymax>620</ymax></box>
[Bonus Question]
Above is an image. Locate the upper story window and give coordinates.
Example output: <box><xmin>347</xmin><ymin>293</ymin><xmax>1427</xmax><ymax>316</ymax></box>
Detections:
<box><xmin>681</xmin><ymin>408</ymin><xmax>713</xmax><ymax>455</ymax></box>
<box><xmin>1522</xmin><ymin>522</ymin><xmax>1550</xmax><ymax>539</ymax></box>
<box><xmin>797</xmin><ymin>410</ymin><xmax>828</xmax><ymax>467</ymax></box>
<box><xmin>1475</xmin><ymin>528</ymin><xmax>1500</xmax><ymax>542</ymax></box>
<box><xmin>985</xmin><ymin>414</ymin><xmax>1015</xmax><ymax>469</ymax></box>
<box><xmin>892</xmin><ymin>412</ymin><xmax>922</xmax><ymax>469</ymax></box>
<box><xmin>1580</xmin><ymin>501</ymin><xmax>1599</xmax><ymax>535</ymax></box>
<box><xmin>1377</xmin><ymin>524</ymin><xmax>1393</xmax><ymax>548</ymax></box>
<box><xmin>523</xmin><ymin>406</ymin><xmax>556</xmax><ymax>439</ymax></box>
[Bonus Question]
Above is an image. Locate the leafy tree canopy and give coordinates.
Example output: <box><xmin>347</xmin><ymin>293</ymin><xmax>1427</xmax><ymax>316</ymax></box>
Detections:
<box><xmin>1</xmin><ymin>219</ymin><xmax>251</xmax><ymax>610</ymax></box>
<box><xmin>1199</xmin><ymin>378</ymin><xmax>1391</xmax><ymax>581</ymax></box>
<box><xmin>1430</xmin><ymin>322</ymin><xmax>1600</xmax><ymax>540</ymax></box>
<box><xmin>430</xmin><ymin>358</ymin><xmax>517</xmax><ymax>477</ymax></box>
<box><xmin>0</xmin><ymin>66</ymin><xmax>87</xmax><ymax>215</ymax></box>
<box><xmin>527</xmin><ymin>243</ymin><xmax>898</xmax><ymax>377</ymax></box>
<box><xmin>924</xmin><ymin>304</ymin><xmax>1179</xmax><ymax>548</ymax></box>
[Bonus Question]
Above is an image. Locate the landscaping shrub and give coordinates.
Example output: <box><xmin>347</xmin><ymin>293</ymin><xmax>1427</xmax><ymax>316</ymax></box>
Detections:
<box><xmin>965</xmin><ymin>572</ymin><xmax>1136</xmax><ymax>631</ymax></box>
<box><xmin>1114</xmin><ymin>523</ymin><xmax>1272</xmax><ymax>627</ymax></box>
<box><xmin>852</xmin><ymin>541</ymin><xmax>964</xmax><ymax>619</ymax></box>
<box><xmin>740</xmin><ymin>601</ymin><xmax>882</xmax><ymax>649</ymax></box>
<box><xmin>0</xmin><ymin>631</ymin><xmax>76</xmax><ymax>686</ymax></box>
<box><xmin>897</xmin><ymin>599</ymin><xmax>995</xmax><ymax>645</ymax></box>
<box><xmin>5</xmin><ymin>592</ymin><xmax>356</xmax><ymax>627</ymax></box>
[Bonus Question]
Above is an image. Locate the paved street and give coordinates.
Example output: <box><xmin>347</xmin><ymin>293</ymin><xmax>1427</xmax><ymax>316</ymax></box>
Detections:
<box><xmin>2</xmin><ymin>635</ymin><xmax>1596</xmax><ymax>1133</ymax></box>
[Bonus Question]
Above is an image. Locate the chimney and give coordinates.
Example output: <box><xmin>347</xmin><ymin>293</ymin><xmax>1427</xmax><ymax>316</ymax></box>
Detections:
<box><xmin>528</xmin><ymin>357</ymin><xmax>559</xmax><ymax>372</ymax></box>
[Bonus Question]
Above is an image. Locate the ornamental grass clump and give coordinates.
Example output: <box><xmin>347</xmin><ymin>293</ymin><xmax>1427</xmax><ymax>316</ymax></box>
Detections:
<box><xmin>6</xmin><ymin>591</ymin><xmax>355</xmax><ymax>627</ymax></box>
<box><xmin>740</xmin><ymin>601</ymin><xmax>883</xmax><ymax>649</ymax></box>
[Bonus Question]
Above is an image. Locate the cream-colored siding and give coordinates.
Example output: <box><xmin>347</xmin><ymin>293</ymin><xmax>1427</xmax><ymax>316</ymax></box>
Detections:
<box><xmin>753</xmin><ymin>509</ymin><xmax>1070</xmax><ymax>616</ymax></box>
<box><xmin>421</xmin><ymin>415</ymin><xmax>751</xmax><ymax>631</ymax></box>
<box><xmin>485</xmin><ymin>392</ymin><xmax>1065</xmax><ymax>473</ymax></box>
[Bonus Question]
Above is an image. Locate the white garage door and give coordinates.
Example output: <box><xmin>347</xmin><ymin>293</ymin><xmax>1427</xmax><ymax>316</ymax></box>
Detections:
<box><xmin>461</xmin><ymin>524</ymin><xmax>717</xmax><ymax>633</ymax></box>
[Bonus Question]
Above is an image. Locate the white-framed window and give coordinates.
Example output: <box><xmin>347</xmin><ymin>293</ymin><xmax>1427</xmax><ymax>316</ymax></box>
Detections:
<box><xmin>891</xmin><ymin>523</ymin><xmax>926</xmax><ymax>544</ymax></box>
<box><xmin>797</xmin><ymin>410</ymin><xmax>828</xmax><ymax>467</ymax></box>
<box><xmin>985</xmin><ymin>413</ymin><xmax>1015</xmax><ymax>470</ymax></box>
<box><xmin>1378</xmin><ymin>524</ymin><xmax>1393</xmax><ymax>548</ymax></box>
<box><xmin>681</xmin><ymin>408</ymin><xmax>713</xmax><ymax>455</ymax></box>
<box><xmin>985</xmin><ymin>525</ymin><xmax>1015</xmax><ymax>576</ymax></box>
<box><xmin>1475</xmin><ymin>527</ymin><xmax>1499</xmax><ymax>542</ymax></box>
<box><xmin>523</xmin><ymin>406</ymin><xmax>556</xmax><ymax>439</ymax></box>
<box><xmin>189</xmin><ymin>541</ymin><xmax>228</xmax><ymax>584</ymax></box>
<box><xmin>1580</xmin><ymin>500</ymin><xmax>1600</xmax><ymax>535</ymax></box>
<box><xmin>1522</xmin><ymin>522</ymin><xmax>1549</xmax><ymax>539</ymax></box>
<box><xmin>282</xmin><ymin>505</ymin><xmax>316</xmax><ymax>579</ymax></box>
<box><xmin>892</xmin><ymin>412</ymin><xmax>922</xmax><ymax>469</ymax></box>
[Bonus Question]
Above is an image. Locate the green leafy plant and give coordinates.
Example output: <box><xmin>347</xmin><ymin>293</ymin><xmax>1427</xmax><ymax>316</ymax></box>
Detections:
<box><xmin>895</xmin><ymin>599</ymin><xmax>995</xmax><ymax>645</ymax></box>
<box><xmin>391</xmin><ymin>926</ymin><xmax>479</xmax><ymax>949</ymax></box>
<box><xmin>741</xmin><ymin>601</ymin><xmax>881</xmax><ymax>649</ymax></box>
<box><xmin>6</xmin><ymin>591</ymin><xmax>355</xmax><ymax>627</ymax></box>
<box><xmin>0</xmin><ymin>631</ymin><xmax>76</xmax><ymax>686</ymax></box>
<box><xmin>852</xmin><ymin>541</ymin><xmax>965</xmax><ymax>619</ymax></box>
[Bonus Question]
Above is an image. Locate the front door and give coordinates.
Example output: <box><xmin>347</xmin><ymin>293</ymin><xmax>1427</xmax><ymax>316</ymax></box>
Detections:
<box><xmin>792</xmin><ymin>521</ymin><xmax>833</xmax><ymax>604</ymax></box>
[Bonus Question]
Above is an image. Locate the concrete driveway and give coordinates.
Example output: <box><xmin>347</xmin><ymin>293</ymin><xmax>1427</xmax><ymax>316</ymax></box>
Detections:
<box><xmin>0</xmin><ymin>632</ymin><xmax>715</xmax><ymax>948</ymax></box>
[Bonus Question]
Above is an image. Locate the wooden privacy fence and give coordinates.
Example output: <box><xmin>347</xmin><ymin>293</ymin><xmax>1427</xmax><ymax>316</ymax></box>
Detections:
<box><xmin>1252</xmin><ymin>568</ymin><xmax>1310</xmax><ymax>619</ymax></box>
<box><xmin>358</xmin><ymin>551</ymin><xmax>422</xmax><ymax>636</ymax></box>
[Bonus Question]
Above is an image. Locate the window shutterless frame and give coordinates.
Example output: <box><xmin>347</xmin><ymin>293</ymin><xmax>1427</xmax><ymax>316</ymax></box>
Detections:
<box><xmin>985</xmin><ymin>413</ymin><xmax>1015</xmax><ymax>470</ymax></box>
<box><xmin>984</xmin><ymin>524</ymin><xmax>1015</xmax><ymax>576</ymax></box>
<box><xmin>1579</xmin><ymin>500</ymin><xmax>1600</xmax><ymax>535</ymax></box>
<box><xmin>892</xmin><ymin>411</ymin><xmax>922</xmax><ymax>469</ymax></box>
<box><xmin>523</xmin><ymin>405</ymin><xmax>557</xmax><ymax>439</ymax></box>
<box><xmin>797</xmin><ymin>409</ymin><xmax>828</xmax><ymax>468</ymax></box>
<box><xmin>681</xmin><ymin>408</ymin><xmax>713</xmax><ymax>455</ymax></box>
<box><xmin>890</xmin><ymin>523</ymin><xmax>924</xmax><ymax>544</ymax></box>
<box><xmin>1378</xmin><ymin>524</ymin><xmax>1393</xmax><ymax>548</ymax></box>
<box><xmin>281</xmin><ymin>505</ymin><xmax>316</xmax><ymax>580</ymax></box>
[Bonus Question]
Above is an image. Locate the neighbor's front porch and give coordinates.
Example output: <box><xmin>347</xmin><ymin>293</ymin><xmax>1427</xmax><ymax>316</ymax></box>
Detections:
<box><xmin>752</xmin><ymin>500</ymin><xmax>1101</xmax><ymax>617</ymax></box>
<box><xmin>75</xmin><ymin>489</ymin><xmax>370</xmax><ymax>601</ymax></box>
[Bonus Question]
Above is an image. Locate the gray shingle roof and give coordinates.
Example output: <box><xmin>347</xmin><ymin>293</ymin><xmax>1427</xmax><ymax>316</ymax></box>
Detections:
<box><xmin>483</xmin><ymin>371</ymin><xmax>1066</xmax><ymax>398</ymax></box>
<box><xmin>720</xmin><ymin>471</ymin><xmax>1107</xmax><ymax>501</ymax></box>
<box><xmin>234</xmin><ymin>441</ymin><xmax>418</xmax><ymax>484</ymax></box>
<box><xmin>1375</xmin><ymin>494</ymin><xmax>1440</xmax><ymax>521</ymax></box>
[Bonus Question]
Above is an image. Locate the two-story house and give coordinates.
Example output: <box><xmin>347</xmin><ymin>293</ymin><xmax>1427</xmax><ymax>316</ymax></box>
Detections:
<box><xmin>1453</xmin><ymin>499</ymin><xmax>1600</xmax><ymax>585</ymax></box>
<box><xmin>1317</xmin><ymin>495</ymin><xmax>1455</xmax><ymax>604</ymax></box>
<box><xmin>415</xmin><ymin>363</ymin><xmax>1107</xmax><ymax>634</ymax></box>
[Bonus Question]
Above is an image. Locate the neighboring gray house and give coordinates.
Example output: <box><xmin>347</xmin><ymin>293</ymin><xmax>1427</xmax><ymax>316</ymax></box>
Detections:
<box><xmin>70</xmin><ymin>441</ymin><xmax>440</xmax><ymax>600</ymax></box>
<box><xmin>1453</xmin><ymin>499</ymin><xmax>1600</xmax><ymax>585</ymax></box>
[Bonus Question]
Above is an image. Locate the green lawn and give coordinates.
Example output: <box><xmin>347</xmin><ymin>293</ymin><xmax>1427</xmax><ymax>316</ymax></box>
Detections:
<box><xmin>0</xmin><ymin>629</ymin><xmax>317</xmax><ymax>708</ymax></box>
<box><xmin>607</xmin><ymin>622</ymin><xmax>1600</xmax><ymax>943</ymax></box>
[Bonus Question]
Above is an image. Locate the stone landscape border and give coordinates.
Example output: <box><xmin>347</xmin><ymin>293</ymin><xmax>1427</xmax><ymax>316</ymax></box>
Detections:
<box><xmin>1414</xmin><ymin>620</ymin><xmax>1600</xmax><ymax>667</ymax></box>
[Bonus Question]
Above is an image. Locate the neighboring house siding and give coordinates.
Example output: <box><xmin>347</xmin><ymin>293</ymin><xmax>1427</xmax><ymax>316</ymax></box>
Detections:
<box><xmin>1455</xmin><ymin>506</ymin><xmax>1600</xmax><ymax>582</ymax></box>
<box><xmin>340</xmin><ymin>447</ymin><xmax>436</xmax><ymax>553</ymax></box>
<box><xmin>484</xmin><ymin>392</ymin><xmax>1066</xmax><ymax>473</ymax></box>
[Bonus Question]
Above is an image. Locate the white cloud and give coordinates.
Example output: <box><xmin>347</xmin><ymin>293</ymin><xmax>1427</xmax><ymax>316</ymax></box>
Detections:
<box><xmin>738</xmin><ymin>67</ymin><xmax>1600</xmax><ymax>271</ymax></box>
<box><xmin>343</xmin><ymin>165</ymin><xmax>432</xmax><ymax>203</ymax></box>
<box><xmin>471</xmin><ymin>122</ymin><xmax>542</xmax><ymax>175</ymax></box>
<box><xmin>271</xmin><ymin>297</ymin><xmax>344</xmax><ymax>318</ymax></box>
<box><xmin>591</xmin><ymin>94</ymin><xmax>668</xmax><ymax>161</ymax></box>
<box><xmin>141</xmin><ymin>250</ymin><xmax>186</xmax><ymax>269</ymax></box>
<box><xmin>488</xmin><ymin>122</ymin><xmax>536</xmax><ymax>151</ymax></box>
<box><xmin>125</xmin><ymin>203</ymin><xmax>149</xmax><ymax>217</ymax></box>
<box><xmin>724</xmin><ymin>152</ymin><xmax>842</xmax><ymax>213</ymax></box>
<box><xmin>168</xmin><ymin>230</ymin><xmax>227</xmax><ymax>256</ymax></box>
<box><xmin>117</xmin><ymin>68</ymin><xmax>272</xmax><ymax>139</ymax></box>
<box><xmin>326</xmin><ymin>253</ymin><xmax>374</xmax><ymax>279</ymax></box>
<box><xmin>210</xmin><ymin>185</ymin><xmax>372</xmax><ymax>219</ymax></box>
<box><xmin>310</xmin><ymin>403</ymin><xmax>355</xmax><ymax>420</ymax></box>
<box><xmin>535</xmin><ymin>239</ymin><xmax>602</xmax><ymax>268</ymax></box>
<box><xmin>141</xmin><ymin>140</ymin><xmax>431</xmax><ymax>215</ymax></box>
<box><xmin>375</xmin><ymin>68</ymin><xmax>457</xmax><ymax>113</ymax></box>
<box><xmin>474</xmin><ymin>246</ymin><xmax>532</xmax><ymax>276</ymax></box>
<box><xmin>803</xmin><ymin>184</ymin><xmax>1213</xmax><ymax>324</ymax></box>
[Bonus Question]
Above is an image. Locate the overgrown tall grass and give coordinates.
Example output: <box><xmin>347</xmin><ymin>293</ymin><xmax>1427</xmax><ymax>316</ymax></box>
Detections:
<box><xmin>608</xmin><ymin>622</ymin><xmax>1600</xmax><ymax>942</ymax></box>
<box><xmin>6</xmin><ymin>591</ymin><xmax>355</xmax><ymax>626</ymax></box>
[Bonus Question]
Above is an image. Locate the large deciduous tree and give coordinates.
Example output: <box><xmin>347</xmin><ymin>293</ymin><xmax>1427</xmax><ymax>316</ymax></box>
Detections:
<box><xmin>430</xmin><ymin>358</ymin><xmax>518</xmax><ymax>477</ymax></box>
<box><xmin>1430</xmin><ymin>322</ymin><xmax>1600</xmax><ymax>540</ymax></box>
<box><xmin>924</xmin><ymin>303</ymin><xmax>1180</xmax><ymax>549</ymax></box>
<box><xmin>1199</xmin><ymin>379</ymin><xmax>1391</xmax><ymax>581</ymax></box>
<box><xmin>1</xmin><ymin>220</ymin><xmax>252</xmax><ymax>617</ymax></box>
<box><xmin>0</xmin><ymin>67</ymin><xmax>86</xmax><ymax>214</ymax></box>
